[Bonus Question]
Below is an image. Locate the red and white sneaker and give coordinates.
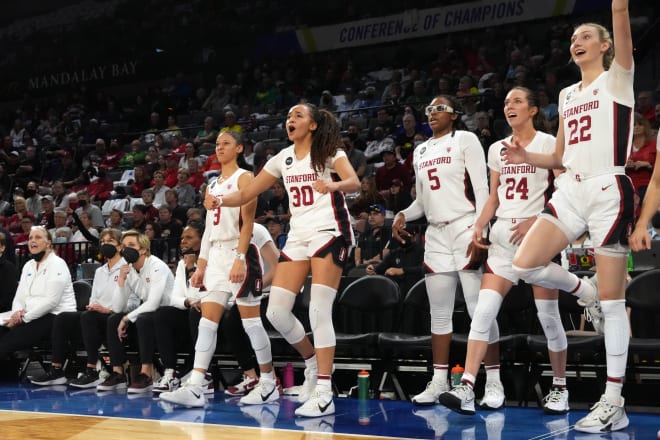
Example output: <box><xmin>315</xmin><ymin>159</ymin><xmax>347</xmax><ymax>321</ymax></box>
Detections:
<box><xmin>225</xmin><ymin>374</ymin><xmax>259</xmax><ymax>396</ymax></box>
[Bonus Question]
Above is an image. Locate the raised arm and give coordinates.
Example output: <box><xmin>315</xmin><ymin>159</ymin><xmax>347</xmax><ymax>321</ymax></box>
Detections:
<box><xmin>221</xmin><ymin>169</ymin><xmax>278</xmax><ymax>208</ymax></box>
<box><xmin>612</xmin><ymin>0</ymin><xmax>633</xmax><ymax>70</ymax></box>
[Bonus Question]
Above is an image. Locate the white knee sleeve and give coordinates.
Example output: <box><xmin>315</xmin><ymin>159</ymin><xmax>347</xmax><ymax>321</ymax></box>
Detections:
<box><xmin>266</xmin><ymin>286</ymin><xmax>306</xmax><ymax>345</ymax></box>
<box><xmin>512</xmin><ymin>264</ymin><xmax>547</xmax><ymax>287</ymax></box>
<box><xmin>309</xmin><ymin>284</ymin><xmax>336</xmax><ymax>349</ymax></box>
<box><xmin>425</xmin><ymin>273</ymin><xmax>458</xmax><ymax>335</ymax></box>
<box><xmin>468</xmin><ymin>289</ymin><xmax>503</xmax><ymax>342</ymax></box>
<box><xmin>242</xmin><ymin>317</ymin><xmax>272</xmax><ymax>365</ymax></box>
<box><xmin>602</xmin><ymin>299</ymin><xmax>629</xmax><ymax>378</ymax></box>
<box><xmin>194</xmin><ymin>317</ymin><xmax>218</xmax><ymax>370</ymax></box>
<box><xmin>535</xmin><ymin>299</ymin><xmax>567</xmax><ymax>352</ymax></box>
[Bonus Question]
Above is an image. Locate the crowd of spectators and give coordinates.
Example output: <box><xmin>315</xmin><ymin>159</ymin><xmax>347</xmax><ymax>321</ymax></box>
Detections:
<box><xmin>0</xmin><ymin>1</ymin><xmax>657</xmax><ymax>292</ymax></box>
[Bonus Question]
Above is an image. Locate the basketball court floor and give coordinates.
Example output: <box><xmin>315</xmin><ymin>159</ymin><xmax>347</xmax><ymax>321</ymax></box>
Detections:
<box><xmin>0</xmin><ymin>382</ymin><xmax>657</xmax><ymax>439</ymax></box>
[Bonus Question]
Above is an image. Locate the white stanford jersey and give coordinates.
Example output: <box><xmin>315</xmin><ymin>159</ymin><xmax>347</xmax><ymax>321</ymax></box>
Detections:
<box><xmin>488</xmin><ymin>131</ymin><xmax>556</xmax><ymax>219</ymax></box>
<box><xmin>404</xmin><ymin>130</ymin><xmax>488</xmax><ymax>224</ymax></box>
<box><xmin>263</xmin><ymin>146</ymin><xmax>354</xmax><ymax>245</ymax></box>
<box><xmin>560</xmin><ymin>60</ymin><xmax>634</xmax><ymax>176</ymax></box>
<box><xmin>200</xmin><ymin>169</ymin><xmax>249</xmax><ymax>260</ymax></box>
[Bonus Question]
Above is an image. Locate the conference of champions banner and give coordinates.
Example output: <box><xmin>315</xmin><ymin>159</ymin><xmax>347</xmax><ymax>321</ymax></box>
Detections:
<box><xmin>294</xmin><ymin>0</ymin><xmax>579</xmax><ymax>53</ymax></box>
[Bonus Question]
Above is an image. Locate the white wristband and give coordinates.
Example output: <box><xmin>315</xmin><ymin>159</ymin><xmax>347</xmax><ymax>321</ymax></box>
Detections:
<box><xmin>215</xmin><ymin>195</ymin><xmax>223</xmax><ymax>206</ymax></box>
<box><xmin>235</xmin><ymin>252</ymin><xmax>246</xmax><ymax>261</ymax></box>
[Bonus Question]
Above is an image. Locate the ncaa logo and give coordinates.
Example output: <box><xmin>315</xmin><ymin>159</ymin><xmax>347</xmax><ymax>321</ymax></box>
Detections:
<box><xmin>285</xmin><ymin>157</ymin><xmax>293</xmax><ymax>166</ymax></box>
<box><xmin>420</xmin><ymin>146</ymin><xmax>426</xmax><ymax>155</ymax></box>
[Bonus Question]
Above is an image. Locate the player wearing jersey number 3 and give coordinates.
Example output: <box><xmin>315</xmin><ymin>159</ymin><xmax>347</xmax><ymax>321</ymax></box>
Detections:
<box><xmin>211</xmin><ymin>103</ymin><xmax>360</xmax><ymax>417</ymax></box>
<box><xmin>392</xmin><ymin>95</ymin><xmax>497</xmax><ymax>407</ymax></box>
<box><xmin>502</xmin><ymin>0</ymin><xmax>634</xmax><ymax>433</ymax></box>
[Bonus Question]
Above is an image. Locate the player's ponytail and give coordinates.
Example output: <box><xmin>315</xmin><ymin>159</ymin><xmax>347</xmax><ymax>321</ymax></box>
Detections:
<box><xmin>304</xmin><ymin>103</ymin><xmax>341</xmax><ymax>174</ymax></box>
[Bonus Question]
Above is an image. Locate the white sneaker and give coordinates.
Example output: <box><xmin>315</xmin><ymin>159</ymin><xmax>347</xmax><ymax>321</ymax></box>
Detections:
<box><xmin>240</xmin><ymin>402</ymin><xmax>280</xmax><ymax>427</ymax></box>
<box><xmin>439</xmin><ymin>383</ymin><xmax>476</xmax><ymax>415</ymax></box>
<box><xmin>160</xmin><ymin>382</ymin><xmax>207</xmax><ymax>408</ymax></box>
<box><xmin>543</xmin><ymin>387</ymin><xmax>570</xmax><ymax>414</ymax></box>
<box><xmin>179</xmin><ymin>371</ymin><xmax>215</xmax><ymax>395</ymax></box>
<box><xmin>240</xmin><ymin>377</ymin><xmax>280</xmax><ymax>405</ymax></box>
<box><xmin>297</xmin><ymin>365</ymin><xmax>318</xmax><ymax>403</ymax></box>
<box><xmin>479</xmin><ymin>381</ymin><xmax>505</xmax><ymax>410</ymax></box>
<box><xmin>153</xmin><ymin>369</ymin><xmax>181</xmax><ymax>394</ymax></box>
<box><xmin>413</xmin><ymin>407</ymin><xmax>450</xmax><ymax>437</ymax></box>
<box><xmin>574</xmin><ymin>394</ymin><xmax>629</xmax><ymax>433</ymax></box>
<box><xmin>577</xmin><ymin>276</ymin><xmax>604</xmax><ymax>334</ymax></box>
<box><xmin>412</xmin><ymin>378</ymin><xmax>449</xmax><ymax>406</ymax></box>
<box><xmin>294</xmin><ymin>387</ymin><xmax>334</xmax><ymax>417</ymax></box>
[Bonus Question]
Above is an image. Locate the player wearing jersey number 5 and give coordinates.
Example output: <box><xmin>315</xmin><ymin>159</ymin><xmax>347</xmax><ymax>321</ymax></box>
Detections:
<box><xmin>502</xmin><ymin>0</ymin><xmax>634</xmax><ymax>433</ymax></box>
<box><xmin>391</xmin><ymin>95</ymin><xmax>496</xmax><ymax>407</ymax></box>
<box><xmin>440</xmin><ymin>87</ymin><xmax>569</xmax><ymax>416</ymax></box>
<box><xmin>211</xmin><ymin>103</ymin><xmax>360</xmax><ymax>417</ymax></box>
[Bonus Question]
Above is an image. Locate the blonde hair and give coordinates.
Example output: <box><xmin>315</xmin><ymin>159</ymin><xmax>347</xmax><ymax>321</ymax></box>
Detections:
<box><xmin>121</xmin><ymin>229</ymin><xmax>151</xmax><ymax>255</ymax></box>
<box><xmin>576</xmin><ymin>22</ymin><xmax>614</xmax><ymax>70</ymax></box>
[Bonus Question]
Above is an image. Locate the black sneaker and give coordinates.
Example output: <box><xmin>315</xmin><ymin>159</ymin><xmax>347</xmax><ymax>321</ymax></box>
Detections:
<box><xmin>127</xmin><ymin>373</ymin><xmax>153</xmax><ymax>394</ymax></box>
<box><xmin>70</xmin><ymin>369</ymin><xmax>102</xmax><ymax>389</ymax></box>
<box><xmin>96</xmin><ymin>372</ymin><xmax>127</xmax><ymax>391</ymax></box>
<box><xmin>31</xmin><ymin>368</ymin><xmax>67</xmax><ymax>386</ymax></box>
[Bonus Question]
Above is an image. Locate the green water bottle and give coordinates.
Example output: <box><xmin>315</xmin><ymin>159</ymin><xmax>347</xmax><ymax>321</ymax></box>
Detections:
<box><xmin>358</xmin><ymin>370</ymin><xmax>370</xmax><ymax>399</ymax></box>
<box><xmin>627</xmin><ymin>251</ymin><xmax>634</xmax><ymax>273</ymax></box>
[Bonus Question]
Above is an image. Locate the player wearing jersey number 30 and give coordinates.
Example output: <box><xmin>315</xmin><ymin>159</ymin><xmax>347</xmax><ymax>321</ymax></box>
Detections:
<box><xmin>503</xmin><ymin>0</ymin><xmax>634</xmax><ymax>433</ymax></box>
<box><xmin>211</xmin><ymin>103</ymin><xmax>360</xmax><ymax>417</ymax></box>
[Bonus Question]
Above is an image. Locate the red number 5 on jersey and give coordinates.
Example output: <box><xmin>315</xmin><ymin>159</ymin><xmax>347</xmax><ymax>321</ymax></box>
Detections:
<box><xmin>427</xmin><ymin>168</ymin><xmax>441</xmax><ymax>190</ymax></box>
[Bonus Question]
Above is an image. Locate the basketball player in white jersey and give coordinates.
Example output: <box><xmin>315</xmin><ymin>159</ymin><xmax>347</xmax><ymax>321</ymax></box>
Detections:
<box><xmin>440</xmin><ymin>87</ymin><xmax>571</xmax><ymax>416</ymax></box>
<box><xmin>503</xmin><ymin>0</ymin><xmax>634</xmax><ymax>432</ymax></box>
<box><xmin>391</xmin><ymin>95</ymin><xmax>497</xmax><ymax>406</ymax></box>
<box><xmin>161</xmin><ymin>131</ymin><xmax>277</xmax><ymax>408</ymax></box>
<box><xmin>211</xmin><ymin>103</ymin><xmax>359</xmax><ymax>417</ymax></box>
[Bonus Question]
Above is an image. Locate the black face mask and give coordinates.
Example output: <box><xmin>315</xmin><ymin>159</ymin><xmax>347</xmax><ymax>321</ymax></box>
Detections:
<box><xmin>25</xmin><ymin>189</ymin><xmax>36</xmax><ymax>198</ymax></box>
<box><xmin>31</xmin><ymin>250</ymin><xmax>46</xmax><ymax>262</ymax></box>
<box><xmin>181</xmin><ymin>248</ymin><xmax>199</xmax><ymax>256</ymax></box>
<box><xmin>100</xmin><ymin>243</ymin><xmax>118</xmax><ymax>259</ymax></box>
<box><xmin>348</xmin><ymin>132</ymin><xmax>358</xmax><ymax>141</ymax></box>
<box><xmin>121</xmin><ymin>247</ymin><xmax>140</xmax><ymax>264</ymax></box>
<box><xmin>78</xmin><ymin>199</ymin><xmax>88</xmax><ymax>207</ymax></box>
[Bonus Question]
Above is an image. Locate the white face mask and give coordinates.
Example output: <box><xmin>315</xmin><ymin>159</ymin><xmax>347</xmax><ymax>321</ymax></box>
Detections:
<box><xmin>266</xmin><ymin>154</ymin><xmax>273</xmax><ymax>161</ymax></box>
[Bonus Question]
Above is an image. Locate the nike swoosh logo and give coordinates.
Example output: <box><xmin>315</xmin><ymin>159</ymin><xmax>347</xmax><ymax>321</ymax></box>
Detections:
<box><xmin>261</xmin><ymin>386</ymin><xmax>276</xmax><ymax>401</ymax></box>
<box><xmin>191</xmin><ymin>391</ymin><xmax>201</xmax><ymax>399</ymax></box>
<box><xmin>601</xmin><ymin>184</ymin><xmax>613</xmax><ymax>191</ymax></box>
<box><xmin>318</xmin><ymin>400</ymin><xmax>332</xmax><ymax>413</ymax></box>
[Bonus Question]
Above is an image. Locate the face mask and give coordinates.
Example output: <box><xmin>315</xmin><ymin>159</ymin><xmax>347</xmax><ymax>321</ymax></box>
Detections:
<box><xmin>266</xmin><ymin>154</ymin><xmax>273</xmax><ymax>161</ymax></box>
<box><xmin>100</xmin><ymin>243</ymin><xmax>118</xmax><ymax>259</ymax></box>
<box><xmin>348</xmin><ymin>132</ymin><xmax>358</xmax><ymax>141</ymax></box>
<box><xmin>78</xmin><ymin>200</ymin><xmax>88</xmax><ymax>207</ymax></box>
<box><xmin>121</xmin><ymin>247</ymin><xmax>140</xmax><ymax>264</ymax></box>
<box><xmin>374</xmin><ymin>132</ymin><xmax>384</xmax><ymax>141</ymax></box>
<box><xmin>25</xmin><ymin>189</ymin><xmax>36</xmax><ymax>198</ymax></box>
<box><xmin>413</xmin><ymin>140</ymin><xmax>423</xmax><ymax>148</ymax></box>
<box><xmin>54</xmin><ymin>237</ymin><xmax>67</xmax><ymax>244</ymax></box>
<box><xmin>181</xmin><ymin>248</ymin><xmax>199</xmax><ymax>256</ymax></box>
<box><xmin>31</xmin><ymin>250</ymin><xmax>46</xmax><ymax>262</ymax></box>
